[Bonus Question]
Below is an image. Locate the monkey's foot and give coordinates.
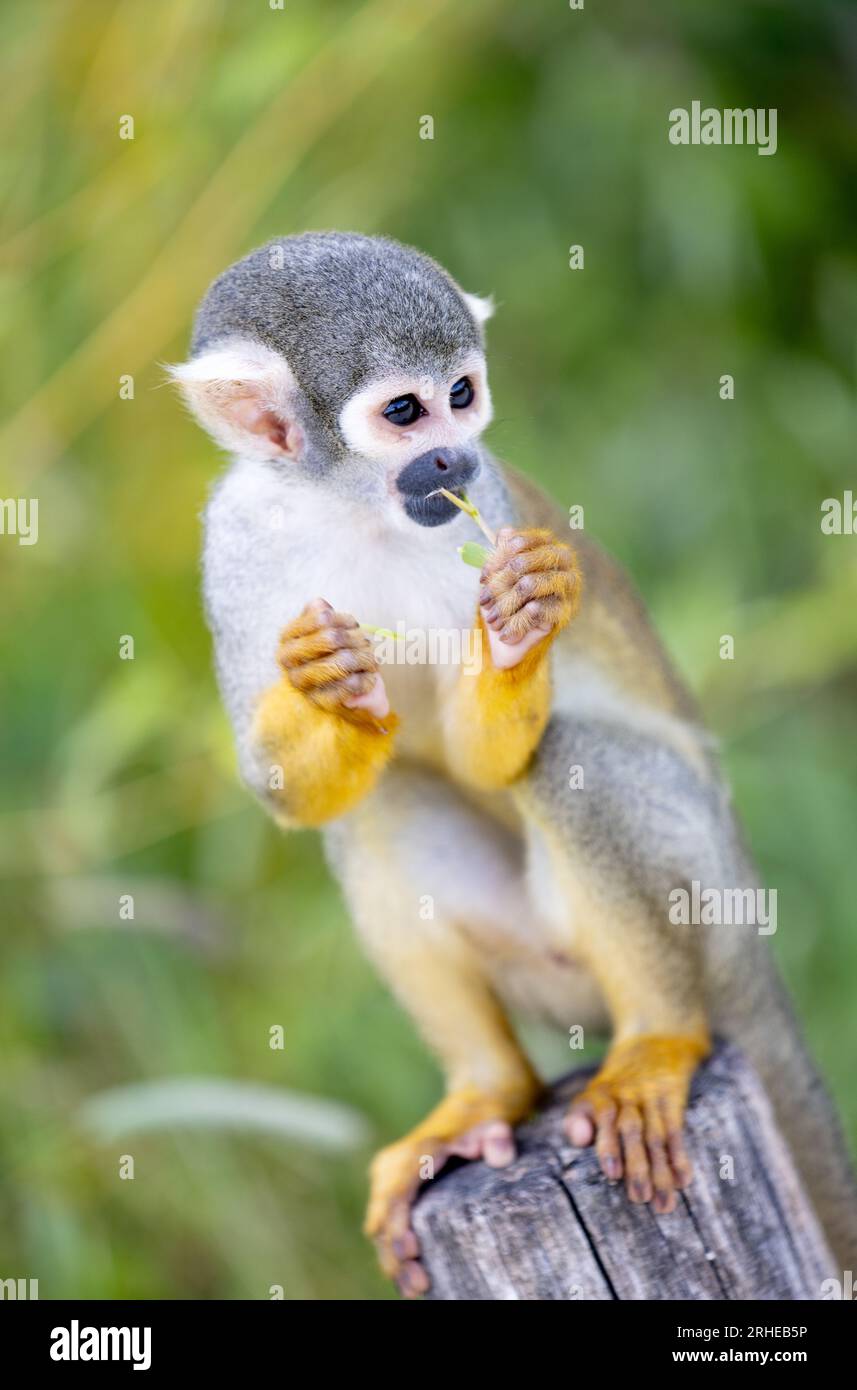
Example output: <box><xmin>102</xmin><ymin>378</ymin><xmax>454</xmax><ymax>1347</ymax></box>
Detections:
<box><xmin>365</xmin><ymin>1084</ymin><xmax>537</xmax><ymax>1297</ymax></box>
<box><xmin>564</xmin><ymin>1033</ymin><xmax>709</xmax><ymax>1214</ymax></box>
<box><xmin>479</xmin><ymin>526</ymin><xmax>579</xmax><ymax>669</ymax></box>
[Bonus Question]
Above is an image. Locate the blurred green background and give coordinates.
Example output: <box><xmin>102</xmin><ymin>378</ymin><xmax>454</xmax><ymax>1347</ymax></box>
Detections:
<box><xmin>1</xmin><ymin>0</ymin><xmax>856</xmax><ymax>1300</ymax></box>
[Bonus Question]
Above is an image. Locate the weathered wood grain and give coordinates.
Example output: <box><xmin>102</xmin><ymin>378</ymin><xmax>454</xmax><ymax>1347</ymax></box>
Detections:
<box><xmin>412</xmin><ymin>1043</ymin><xmax>835</xmax><ymax>1300</ymax></box>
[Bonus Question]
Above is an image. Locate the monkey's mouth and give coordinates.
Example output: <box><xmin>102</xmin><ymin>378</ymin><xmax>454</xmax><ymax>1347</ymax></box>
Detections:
<box><xmin>396</xmin><ymin>448</ymin><xmax>480</xmax><ymax>527</ymax></box>
<box><xmin>402</xmin><ymin>487</ymin><xmax>466</xmax><ymax>528</ymax></box>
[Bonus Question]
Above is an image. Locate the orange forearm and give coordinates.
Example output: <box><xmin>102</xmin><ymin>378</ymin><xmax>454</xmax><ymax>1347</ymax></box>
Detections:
<box><xmin>252</xmin><ymin>676</ymin><xmax>397</xmax><ymax>827</ymax></box>
<box><xmin>443</xmin><ymin>614</ymin><xmax>553</xmax><ymax>789</ymax></box>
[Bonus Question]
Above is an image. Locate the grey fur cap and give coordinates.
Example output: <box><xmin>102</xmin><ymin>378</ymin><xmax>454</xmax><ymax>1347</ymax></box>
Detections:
<box><xmin>190</xmin><ymin>231</ymin><xmax>483</xmax><ymax>421</ymax></box>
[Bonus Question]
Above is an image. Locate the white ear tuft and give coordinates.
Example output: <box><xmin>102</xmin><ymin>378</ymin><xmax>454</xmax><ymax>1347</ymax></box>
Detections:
<box><xmin>167</xmin><ymin>339</ymin><xmax>303</xmax><ymax>461</ymax></box>
<box><xmin>462</xmin><ymin>292</ymin><xmax>495</xmax><ymax>327</ymax></box>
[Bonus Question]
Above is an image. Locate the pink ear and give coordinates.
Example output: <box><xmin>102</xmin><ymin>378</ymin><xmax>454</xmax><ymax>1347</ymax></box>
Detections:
<box><xmin>229</xmin><ymin>392</ymin><xmax>302</xmax><ymax>455</ymax></box>
<box><xmin>169</xmin><ymin>340</ymin><xmax>303</xmax><ymax>461</ymax></box>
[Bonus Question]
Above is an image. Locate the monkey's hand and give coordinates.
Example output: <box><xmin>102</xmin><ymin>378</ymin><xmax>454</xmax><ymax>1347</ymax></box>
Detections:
<box><xmin>278</xmin><ymin>597</ymin><xmax>390</xmax><ymax>723</ymax></box>
<box><xmin>479</xmin><ymin>526</ymin><xmax>579</xmax><ymax>671</ymax></box>
<box><xmin>445</xmin><ymin>530</ymin><xmax>578</xmax><ymax>788</ymax></box>
<box><xmin>252</xmin><ymin>598</ymin><xmax>397</xmax><ymax>827</ymax></box>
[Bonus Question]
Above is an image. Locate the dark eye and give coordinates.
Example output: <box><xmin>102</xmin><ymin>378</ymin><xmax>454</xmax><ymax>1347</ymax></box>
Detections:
<box><xmin>450</xmin><ymin>376</ymin><xmax>475</xmax><ymax>409</ymax></box>
<box><xmin>383</xmin><ymin>394</ymin><xmax>424</xmax><ymax>426</ymax></box>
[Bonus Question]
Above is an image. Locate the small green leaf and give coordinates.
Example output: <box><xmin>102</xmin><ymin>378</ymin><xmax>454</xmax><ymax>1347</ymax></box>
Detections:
<box><xmin>458</xmin><ymin>542</ymin><xmax>489</xmax><ymax>569</ymax></box>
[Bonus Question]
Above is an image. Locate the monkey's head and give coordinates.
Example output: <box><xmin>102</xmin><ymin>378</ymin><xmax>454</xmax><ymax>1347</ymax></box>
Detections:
<box><xmin>171</xmin><ymin>232</ymin><xmax>494</xmax><ymax>529</ymax></box>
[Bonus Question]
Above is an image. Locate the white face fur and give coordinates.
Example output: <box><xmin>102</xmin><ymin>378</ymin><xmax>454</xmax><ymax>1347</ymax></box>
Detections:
<box><xmin>338</xmin><ymin>352</ymin><xmax>492</xmax><ymax>468</ymax></box>
<box><xmin>169</xmin><ymin>292</ymin><xmax>495</xmax><ymax>532</ymax></box>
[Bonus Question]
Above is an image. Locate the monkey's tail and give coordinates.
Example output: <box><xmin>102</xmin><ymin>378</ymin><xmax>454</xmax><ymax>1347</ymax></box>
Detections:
<box><xmin>712</xmin><ymin>946</ymin><xmax>857</xmax><ymax>1275</ymax></box>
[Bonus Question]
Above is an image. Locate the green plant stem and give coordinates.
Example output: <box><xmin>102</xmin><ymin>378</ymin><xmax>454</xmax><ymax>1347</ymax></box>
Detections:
<box><xmin>437</xmin><ymin>488</ymin><xmax>498</xmax><ymax>546</ymax></box>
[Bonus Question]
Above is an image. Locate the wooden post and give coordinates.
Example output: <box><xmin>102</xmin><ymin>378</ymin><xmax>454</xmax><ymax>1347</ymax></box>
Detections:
<box><xmin>412</xmin><ymin>1043</ymin><xmax>835</xmax><ymax>1300</ymax></box>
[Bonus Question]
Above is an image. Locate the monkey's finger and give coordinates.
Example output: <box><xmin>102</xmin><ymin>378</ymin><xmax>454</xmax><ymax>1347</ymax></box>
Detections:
<box><xmin>481</xmin><ymin>571</ymin><xmax>555</xmax><ymax>619</ymax></box>
<box><xmin>279</xmin><ymin>625</ymin><xmax>372</xmax><ymax>668</ymax></box>
<box><xmin>328</xmin><ymin>610</ymin><xmax>360</xmax><ymax>628</ymax></box>
<box><xmin>498</xmin><ymin>597</ymin><xmax>565</xmax><ymax>644</ymax></box>
<box><xmin>287</xmin><ymin>647</ymin><xmax>377</xmax><ymax>691</ymax></box>
<box><xmin>292</xmin><ymin>596</ymin><xmax>335</xmax><ymax>631</ymax></box>
<box><xmin>478</xmin><ymin>530</ymin><xmax>550</xmax><ymax>581</ymax></box>
<box><xmin>281</xmin><ymin>599</ymin><xmax>358</xmax><ymax>641</ymax></box>
<box><xmin>288</xmin><ymin>663</ymin><xmax>376</xmax><ymax>701</ymax></box>
<box><xmin>482</xmin><ymin>580</ymin><xmax>573</xmax><ymax>636</ymax></box>
<box><xmin>493</xmin><ymin>526</ymin><xmax>556</xmax><ymax>556</ymax></box>
<box><xmin>483</xmin><ymin>569</ymin><xmax>572</xmax><ymax>623</ymax></box>
<box><xmin>488</xmin><ymin>544</ymin><xmax>576</xmax><ymax>592</ymax></box>
<box><xmin>618</xmin><ymin>1103</ymin><xmax>653</xmax><ymax>1204</ymax></box>
<box><xmin>306</xmin><ymin>670</ymin><xmax>379</xmax><ymax>712</ymax></box>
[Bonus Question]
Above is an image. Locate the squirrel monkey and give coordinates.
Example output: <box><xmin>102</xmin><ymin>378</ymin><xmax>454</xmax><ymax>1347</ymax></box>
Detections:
<box><xmin>173</xmin><ymin>232</ymin><xmax>857</xmax><ymax>1297</ymax></box>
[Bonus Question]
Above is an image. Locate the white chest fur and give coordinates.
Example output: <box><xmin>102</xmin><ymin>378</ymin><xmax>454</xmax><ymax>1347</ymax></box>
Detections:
<box><xmin>207</xmin><ymin>463</ymin><xmax>482</xmax><ymax>751</ymax></box>
<box><xmin>306</xmin><ymin>492</ymin><xmax>479</xmax><ymax>749</ymax></box>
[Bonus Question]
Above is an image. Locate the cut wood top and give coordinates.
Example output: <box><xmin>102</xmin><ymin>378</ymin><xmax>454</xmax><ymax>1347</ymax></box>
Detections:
<box><xmin>412</xmin><ymin>1043</ymin><xmax>835</xmax><ymax>1301</ymax></box>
